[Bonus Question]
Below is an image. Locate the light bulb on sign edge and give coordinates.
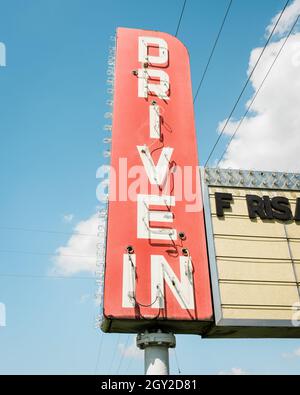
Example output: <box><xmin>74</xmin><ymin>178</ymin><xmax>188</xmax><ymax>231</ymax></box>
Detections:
<box><xmin>104</xmin><ymin>112</ymin><xmax>112</xmax><ymax>119</ymax></box>
<box><xmin>103</xmin><ymin>150</ymin><xmax>111</xmax><ymax>158</ymax></box>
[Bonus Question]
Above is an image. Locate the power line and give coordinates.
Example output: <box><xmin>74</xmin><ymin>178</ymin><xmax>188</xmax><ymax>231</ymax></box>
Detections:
<box><xmin>204</xmin><ymin>0</ymin><xmax>291</xmax><ymax>167</ymax></box>
<box><xmin>175</xmin><ymin>0</ymin><xmax>187</xmax><ymax>37</ymax></box>
<box><xmin>0</xmin><ymin>225</ymin><xmax>97</xmax><ymax>238</ymax></box>
<box><xmin>217</xmin><ymin>15</ymin><xmax>300</xmax><ymax>166</ymax></box>
<box><xmin>174</xmin><ymin>348</ymin><xmax>182</xmax><ymax>374</ymax></box>
<box><xmin>0</xmin><ymin>273</ymin><xmax>95</xmax><ymax>280</ymax></box>
<box><xmin>94</xmin><ymin>333</ymin><xmax>105</xmax><ymax>375</ymax></box>
<box><xmin>116</xmin><ymin>335</ymin><xmax>130</xmax><ymax>374</ymax></box>
<box><xmin>108</xmin><ymin>334</ymin><xmax>121</xmax><ymax>374</ymax></box>
<box><xmin>124</xmin><ymin>355</ymin><xmax>134</xmax><ymax>374</ymax></box>
<box><xmin>193</xmin><ymin>0</ymin><xmax>233</xmax><ymax>104</ymax></box>
<box><xmin>123</xmin><ymin>336</ymin><xmax>139</xmax><ymax>374</ymax></box>
<box><xmin>0</xmin><ymin>249</ymin><xmax>96</xmax><ymax>259</ymax></box>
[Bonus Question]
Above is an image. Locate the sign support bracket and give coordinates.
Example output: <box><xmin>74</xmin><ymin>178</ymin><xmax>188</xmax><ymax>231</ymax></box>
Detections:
<box><xmin>137</xmin><ymin>330</ymin><xmax>176</xmax><ymax>375</ymax></box>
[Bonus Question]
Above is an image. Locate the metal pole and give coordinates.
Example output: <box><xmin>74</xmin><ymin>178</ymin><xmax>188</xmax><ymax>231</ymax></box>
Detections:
<box><xmin>137</xmin><ymin>330</ymin><xmax>176</xmax><ymax>375</ymax></box>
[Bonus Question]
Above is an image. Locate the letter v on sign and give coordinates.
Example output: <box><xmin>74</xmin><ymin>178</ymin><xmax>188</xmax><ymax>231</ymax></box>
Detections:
<box><xmin>137</xmin><ymin>145</ymin><xmax>173</xmax><ymax>186</ymax></box>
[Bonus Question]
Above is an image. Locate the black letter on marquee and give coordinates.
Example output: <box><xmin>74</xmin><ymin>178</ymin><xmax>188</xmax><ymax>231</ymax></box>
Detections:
<box><xmin>263</xmin><ymin>196</ymin><xmax>274</xmax><ymax>220</ymax></box>
<box><xmin>215</xmin><ymin>193</ymin><xmax>233</xmax><ymax>217</ymax></box>
<box><xmin>271</xmin><ymin>197</ymin><xmax>293</xmax><ymax>221</ymax></box>
<box><xmin>246</xmin><ymin>195</ymin><xmax>267</xmax><ymax>220</ymax></box>
<box><xmin>295</xmin><ymin>198</ymin><xmax>300</xmax><ymax>221</ymax></box>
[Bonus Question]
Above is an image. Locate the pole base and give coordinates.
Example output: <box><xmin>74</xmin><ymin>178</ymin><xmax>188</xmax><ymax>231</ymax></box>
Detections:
<box><xmin>137</xmin><ymin>330</ymin><xmax>176</xmax><ymax>375</ymax></box>
<box><xmin>137</xmin><ymin>330</ymin><xmax>176</xmax><ymax>350</ymax></box>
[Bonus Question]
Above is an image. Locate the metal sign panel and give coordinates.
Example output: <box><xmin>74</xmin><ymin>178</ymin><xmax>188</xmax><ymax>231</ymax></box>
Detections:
<box><xmin>202</xmin><ymin>168</ymin><xmax>300</xmax><ymax>338</ymax></box>
<box><xmin>102</xmin><ymin>28</ymin><xmax>213</xmax><ymax>334</ymax></box>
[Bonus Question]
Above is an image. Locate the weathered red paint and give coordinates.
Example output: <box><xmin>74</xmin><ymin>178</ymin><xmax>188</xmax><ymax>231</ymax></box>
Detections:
<box><xmin>102</xmin><ymin>27</ymin><xmax>213</xmax><ymax>333</ymax></box>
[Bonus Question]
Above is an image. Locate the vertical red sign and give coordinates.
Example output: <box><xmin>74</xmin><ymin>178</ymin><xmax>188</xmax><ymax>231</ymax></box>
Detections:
<box><xmin>102</xmin><ymin>28</ymin><xmax>213</xmax><ymax>334</ymax></box>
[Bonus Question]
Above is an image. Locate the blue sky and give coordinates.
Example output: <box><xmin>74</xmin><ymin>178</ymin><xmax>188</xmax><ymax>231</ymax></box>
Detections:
<box><xmin>1</xmin><ymin>0</ymin><xmax>300</xmax><ymax>374</ymax></box>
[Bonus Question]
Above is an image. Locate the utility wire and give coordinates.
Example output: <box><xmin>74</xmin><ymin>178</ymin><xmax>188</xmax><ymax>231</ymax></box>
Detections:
<box><xmin>123</xmin><ymin>337</ymin><xmax>141</xmax><ymax>374</ymax></box>
<box><xmin>0</xmin><ymin>249</ymin><xmax>96</xmax><ymax>259</ymax></box>
<box><xmin>193</xmin><ymin>0</ymin><xmax>233</xmax><ymax>104</ymax></box>
<box><xmin>0</xmin><ymin>225</ymin><xmax>97</xmax><ymax>238</ymax></box>
<box><xmin>175</xmin><ymin>0</ymin><xmax>187</xmax><ymax>37</ymax></box>
<box><xmin>116</xmin><ymin>335</ymin><xmax>130</xmax><ymax>374</ymax></box>
<box><xmin>94</xmin><ymin>333</ymin><xmax>105</xmax><ymax>375</ymax></box>
<box><xmin>174</xmin><ymin>349</ymin><xmax>182</xmax><ymax>374</ymax></box>
<box><xmin>204</xmin><ymin>0</ymin><xmax>291</xmax><ymax>167</ymax></box>
<box><xmin>108</xmin><ymin>334</ymin><xmax>121</xmax><ymax>374</ymax></box>
<box><xmin>217</xmin><ymin>15</ymin><xmax>300</xmax><ymax>166</ymax></box>
<box><xmin>124</xmin><ymin>355</ymin><xmax>134</xmax><ymax>374</ymax></box>
<box><xmin>0</xmin><ymin>273</ymin><xmax>94</xmax><ymax>280</ymax></box>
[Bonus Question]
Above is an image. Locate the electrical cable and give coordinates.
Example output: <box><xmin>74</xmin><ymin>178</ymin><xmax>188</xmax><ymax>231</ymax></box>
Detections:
<box><xmin>94</xmin><ymin>333</ymin><xmax>105</xmax><ymax>375</ymax></box>
<box><xmin>0</xmin><ymin>273</ymin><xmax>94</xmax><ymax>280</ymax></box>
<box><xmin>133</xmin><ymin>295</ymin><xmax>159</xmax><ymax>308</ymax></box>
<box><xmin>0</xmin><ymin>225</ymin><xmax>97</xmax><ymax>238</ymax></box>
<box><xmin>116</xmin><ymin>335</ymin><xmax>130</xmax><ymax>374</ymax></box>
<box><xmin>217</xmin><ymin>15</ymin><xmax>300</xmax><ymax>166</ymax></box>
<box><xmin>193</xmin><ymin>0</ymin><xmax>233</xmax><ymax>104</ymax></box>
<box><xmin>174</xmin><ymin>348</ymin><xmax>182</xmax><ymax>374</ymax></box>
<box><xmin>0</xmin><ymin>249</ymin><xmax>96</xmax><ymax>259</ymax></box>
<box><xmin>124</xmin><ymin>354</ymin><xmax>134</xmax><ymax>374</ymax></box>
<box><xmin>108</xmin><ymin>334</ymin><xmax>121</xmax><ymax>374</ymax></box>
<box><xmin>204</xmin><ymin>0</ymin><xmax>291</xmax><ymax>167</ymax></box>
<box><xmin>175</xmin><ymin>0</ymin><xmax>187</xmax><ymax>37</ymax></box>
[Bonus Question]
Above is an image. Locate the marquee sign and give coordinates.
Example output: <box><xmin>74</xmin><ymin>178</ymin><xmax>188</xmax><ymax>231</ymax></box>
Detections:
<box><xmin>202</xmin><ymin>168</ymin><xmax>300</xmax><ymax>338</ymax></box>
<box><xmin>102</xmin><ymin>28</ymin><xmax>213</xmax><ymax>334</ymax></box>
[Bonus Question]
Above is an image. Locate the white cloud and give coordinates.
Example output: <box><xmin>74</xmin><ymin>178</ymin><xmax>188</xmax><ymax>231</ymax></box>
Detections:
<box><xmin>220</xmin><ymin>2</ymin><xmax>300</xmax><ymax>172</ymax></box>
<box><xmin>219</xmin><ymin>367</ymin><xmax>247</xmax><ymax>375</ymax></box>
<box><xmin>118</xmin><ymin>338</ymin><xmax>143</xmax><ymax>360</ymax></box>
<box><xmin>282</xmin><ymin>347</ymin><xmax>300</xmax><ymax>358</ymax></box>
<box><xmin>295</xmin><ymin>348</ymin><xmax>300</xmax><ymax>356</ymax></box>
<box><xmin>52</xmin><ymin>213</ymin><xmax>99</xmax><ymax>276</ymax></box>
<box><xmin>79</xmin><ymin>293</ymin><xmax>90</xmax><ymax>304</ymax></box>
<box><xmin>0</xmin><ymin>303</ymin><xmax>6</xmax><ymax>327</ymax></box>
<box><xmin>0</xmin><ymin>42</ymin><xmax>6</xmax><ymax>67</ymax></box>
<box><xmin>62</xmin><ymin>213</ymin><xmax>74</xmax><ymax>223</ymax></box>
<box><xmin>266</xmin><ymin>0</ymin><xmax>300</xmax><ymax>37</ymax></box>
